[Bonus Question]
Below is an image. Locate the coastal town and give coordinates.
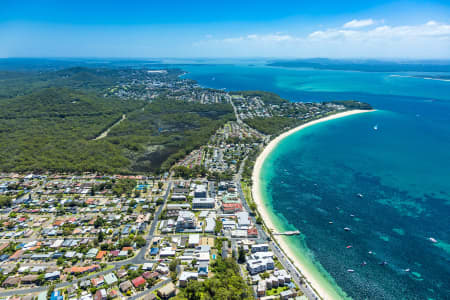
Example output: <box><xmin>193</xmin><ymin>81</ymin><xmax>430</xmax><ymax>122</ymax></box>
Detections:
<box><xmin>0</xmin><ymin>68</ymin><xmax>372</xmax><ymax>300</ymax></box>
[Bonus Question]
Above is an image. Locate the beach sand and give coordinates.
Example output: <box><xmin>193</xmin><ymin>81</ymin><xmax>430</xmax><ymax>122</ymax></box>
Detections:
<box><xmin>252</xmin><ymin>109</ymin><xmax>375</xmax><ymax>300</ymax></box>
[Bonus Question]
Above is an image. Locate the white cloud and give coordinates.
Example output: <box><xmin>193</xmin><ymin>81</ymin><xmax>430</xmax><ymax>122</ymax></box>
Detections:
<box><xmin>193</xmin><ymin>21</ymin><xmax>450</xmax><ymax>58</ymax></box>
<box><xmin>219</xmin><ymin>33</ymin><xmax>294</xmax><ymax>43</ymax></box>
<box><xmin>309</xmin><ymin>21</ymin><xmax>450</xmax><ymax>41</ymax></box>
<box><xmin>343</xmin><ymin>19</ymin><xmax>375</xmax><ymax>29</ymax></box>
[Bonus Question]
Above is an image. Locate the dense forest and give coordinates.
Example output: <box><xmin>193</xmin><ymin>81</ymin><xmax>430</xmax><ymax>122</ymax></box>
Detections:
<box><xmin>0</xmin><ymin>68</ymin><xmax>234</xmax><ymax>174</ymax></box>
<box><xmin>230</xmin><ymin>90</ymin><xmax>287</xmax><ymax>105</ymax></box>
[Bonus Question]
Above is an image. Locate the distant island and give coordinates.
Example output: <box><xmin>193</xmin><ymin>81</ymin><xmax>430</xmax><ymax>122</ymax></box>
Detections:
<box><xmin>268</xmin><ymin>58</ymin><xmax>450</xmax><ymax>73</ymax></box>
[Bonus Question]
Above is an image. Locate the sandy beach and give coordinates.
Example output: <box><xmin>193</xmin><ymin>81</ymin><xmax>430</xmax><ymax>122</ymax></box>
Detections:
<box><xmin>252</xmin><ymin>109</ymin><xmax>375</xmax><ymax>300</ymax></box>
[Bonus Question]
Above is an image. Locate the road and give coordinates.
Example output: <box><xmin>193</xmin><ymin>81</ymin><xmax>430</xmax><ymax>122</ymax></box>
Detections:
<box><xmin>0</xmin><ymin>182</ymin><xmax>173</xmax><ymax>298</ymax></box>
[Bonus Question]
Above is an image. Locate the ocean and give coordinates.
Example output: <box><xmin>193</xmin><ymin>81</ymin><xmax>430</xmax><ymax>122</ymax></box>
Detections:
<box><xmin>178</xmin><ymin>63</ymin><xmax>450</xmax><ymax>299</ymax></box>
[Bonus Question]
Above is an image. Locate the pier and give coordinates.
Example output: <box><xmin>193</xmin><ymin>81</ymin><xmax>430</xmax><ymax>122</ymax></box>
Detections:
<box><xmin>274</xmin><ymin>230</ymin><xmax>301</xmax><ymax>236</ymax></box>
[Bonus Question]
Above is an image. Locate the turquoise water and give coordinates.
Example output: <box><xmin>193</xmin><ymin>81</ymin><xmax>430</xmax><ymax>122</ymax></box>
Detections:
<box><xmin>179</xmin><ymin>63</ymin><xmax>450</xmax><ymax>299</ymax></box>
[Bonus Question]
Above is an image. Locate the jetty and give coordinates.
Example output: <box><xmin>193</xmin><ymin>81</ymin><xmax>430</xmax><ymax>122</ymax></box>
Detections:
<box><xmin>274</xmin><ymin>230</ymin><xmax>300</xmax><ymax>236</ymax></box>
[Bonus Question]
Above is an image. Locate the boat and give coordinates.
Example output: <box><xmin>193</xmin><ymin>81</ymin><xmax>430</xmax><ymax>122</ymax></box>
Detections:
<box><xmin>328</xmin><ymin>221</ymin><xmax>333</xmax><ymax>224</ymax></box>
<box><xmin>350</xmin><ymin>214</ymin><xmax>355</xmax><ymax>217</ymax></box>
<box><xmin>379</xmin><ymin>261</ymin><xmax>388</xmax><ymax>266</ymax></box>
<box><xmin>346</xmin><ymin>245</ymin><xmax>352</xmax><ymax>249</ymax></box>
<box><xmin>428</xmin><ymin>237</ymin><xmax>438</xmax><ymax>243</ymax></box>
<box><xmin>368</xmin><ymin>251</ymin><xmax>373</xmax><ymax>255</ymax></box>
<box><xmin>361</xmin><ymin>261</ymin><xmax>367</xmax><ymax>266</ymax></box>
<box><xmin>344</xmin><ymin>227</ymin><xmax>351</xmax><ymax>231</ymax></box>
<box><xmin>373</xmin><ymin>124</ymin><xmax>378</xmax><ymax>130</ymax></box>
<box><xmin>404</xmin><ymin>268</ymin><xmax>410</xmax><ymax>272</ymax></box>
<box><xmin>357</xmin><ymin>193</ymin><xmax>364</xmax><ymax>198</ymax></box>
<box><xmin>347</xmin><ymin>269</ymin><xmax>355</xmax><ymax>273</ymax></box>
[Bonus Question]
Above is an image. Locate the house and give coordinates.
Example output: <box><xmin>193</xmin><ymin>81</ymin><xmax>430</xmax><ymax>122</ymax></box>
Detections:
<box><xmin>104</xmin><ymin>273</ymin><xmax>118</xmax><ymax>285</ymax></box>
<box><xmin>45</xmin><ymin>271</ymin><xmax>60</xmax><ymax>281</ymax></box>
<box><xmin>179</xmin><ymin>271</ymin><xmax>198</xmax><ymax>287</ymax></box>
<box><xmin>117</xmin><ymin>269</ymin><xmax>128</xmax><ymax>278</ymax></box>
<box><xmin>119</xmin><ymin>280</ymin><xmax>133</xmax><ymax>293</ymax></box>
<box><xmin>94</xmin><ymin>289</ymin><xmax>107</xmax><ymax>300</ymax></box>
<box><xmin>91</xmin><ymin>275</ymin><xmax>104</xmax><ymax>287</ymax></box>
<box><xmin>159</xmin><ymin>247</ymin><xmax>176</xmax><ymax>257</ymax></box>
<box><xmin>132</xmin><ymin>276</ymin><xmax>146</xmax><ymax>288</ymax></box>
<box><xmin>66</xmin><ymin>264</ymin><xmax>100</xmax><ymax>275</ymax></box>
<box><xmin>142</xmin><ymin>263</ymin><xmax>154</xmax><ymax>270</ymax></box>
<box><xmin>2</xmin><ymin>276</ymin><xmax>20</xmax><ymax>287</ymax></box>
<box><xmin>21</xmin><ymin>274</ymin><xmax>39</xmax><ymax>285</ymax></box>
<box><xmin>157</xmin><ymin>282</ymin><xmax>177</xmax><ymax>299</ymax></box>
<box><xmin>143</xmin><ymin>271</ymin><xmax>159</xmax><ymax>280</ymax></box>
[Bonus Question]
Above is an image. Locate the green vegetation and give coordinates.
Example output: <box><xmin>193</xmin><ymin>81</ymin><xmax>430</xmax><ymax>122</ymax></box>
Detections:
<box><xmin>244</xmin><ymin>116</ymin><xmax>296</xmax><ymax>135</ymax></box>
<box><xmin>112</xmin><ymin>178</ymin><xmax>137</xmax><ymax>196</ymax></box>
<box><xmin>230</xmin><ymin>90</ymin><xmax>287</xmax><ymax>105</ymax></box>
<box><xmin>0</xmin><ymin>196</ymin><xmax>12</xmax><ymax>208</ymax></box>
<box><xmin>0</xmin><ymin>68</ymin><xmax>234</xmax><ymax>174</ymax></box>
<box><xmin>174</xmin><ymin>258</ymin><xmax>254</xmax><ymax>300</ymax></box>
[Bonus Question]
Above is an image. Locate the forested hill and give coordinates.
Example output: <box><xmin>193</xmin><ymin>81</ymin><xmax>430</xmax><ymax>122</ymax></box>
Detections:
<box><xmin>0</xmin><ymin>67</ymin><xmax>183</xmax><ymax>99</ymax></box>
<box><xmin>0</xmin><ymin>87</ymin><xmax>136</xmax><ymax>119</ymax></box>
<box><xmin>0</xmin><ymin>68</ymin><xmax>234</xmax><ymax>174</ymax></box>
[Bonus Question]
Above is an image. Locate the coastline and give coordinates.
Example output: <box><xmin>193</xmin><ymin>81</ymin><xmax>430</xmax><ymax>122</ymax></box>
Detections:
<box><xmin>251</xmin><ymin>109</ymin><xmax>375</xmax><ymax>300</ymax></box>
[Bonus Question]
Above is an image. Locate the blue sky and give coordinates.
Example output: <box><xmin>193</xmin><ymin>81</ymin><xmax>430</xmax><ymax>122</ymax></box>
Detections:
<box><xmin>1</xmin><ymin>0</ymin><xmax>449</xmax><ymax>58</ymax></box>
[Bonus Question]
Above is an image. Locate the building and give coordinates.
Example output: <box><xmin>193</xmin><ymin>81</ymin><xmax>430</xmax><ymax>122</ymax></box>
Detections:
<box><xmin>251</xmin><ymin>244</ymin><xmax>269</xmax><ymax>253</ymax></box>
<box><xmin>104</xmin><ymin>273</ymin><xmax>118</xmax><ymax>285</ymax></box>
<box><xmin>247</xmin><ymin>258</ymin><xmax>274</xmax><ymax>275</ymax></box>
<box><xmin>194</xmin><ymin>184</ymin><xmax>207</xmax><ymax>198</ymax></box>
<box><xmin>132</xmin><ymin>276</ymin><xmax>146</xmax><ymax>288</ymax></box>
<box><xmin>94</xmin><ymin>289</ymin><xmax>107</xmax><ymax>300</ymax></box>
<box><xmin>204</xmin><ymin>217</ymin><xmax>216</xmax><ymax>233</ymax></box>
<box><xmin>176</xmin><ymin>211</ymin><xmax>196</xmax><ymax>231</ymax></box>
<box><xmin>119</xmin><ymin>280</ymin><xmax>133</xmax><ymax>293</ymax></box>
<box><xmin>192</xmin><ymin>197</ymin><xmax>215</xmax><ymax>210</ymax></box>
<box><xmin>188</xmin><ymin>234</ymin><xmax>200</xmax><ymax>247</ymax></box>
<box><xmin>158</xmin><ymin>282</ymin><xmax>176</xmax><ymax>299</ymax></box>
<box><xmin>179</xmin><ymin>271</ymin><xmax>198</xmax><ymax>287</ymax></box>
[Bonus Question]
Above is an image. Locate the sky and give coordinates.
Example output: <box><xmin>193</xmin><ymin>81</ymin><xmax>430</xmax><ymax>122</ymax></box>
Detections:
<box><xmin>1</xmin><ymin>0</ymin><xmax>449</xmax><ymax>59</ymax></box>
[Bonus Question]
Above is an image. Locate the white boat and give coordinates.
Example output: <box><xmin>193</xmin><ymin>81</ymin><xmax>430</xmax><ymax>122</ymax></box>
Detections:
<box><xmin>357</xmin><ymin>193</ymin><xmax>364</xmax><ymax>198</ymax></box>
<box><xmin>373</xmin><ymin>124</ymin><xmax>378</xmax><ymax>130</ymax></box>
<box><xmin>347</xmin><ymin>269</ymin><xmax>355</xmax><ymax>273</ymax></box>
<box><xmin>428</xmin><ymin>237</ymin><xmax>438</xmax><ymax>243</ymax></box>
<box><xmin>344</xmin><ymin>227</ymin><xmax>351</xmax><ymax>231</ymax></box>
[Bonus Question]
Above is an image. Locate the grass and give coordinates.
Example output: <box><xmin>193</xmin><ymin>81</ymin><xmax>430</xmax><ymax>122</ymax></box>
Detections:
<box><xmin>266</xmin><ymin>286</ymin><xmax>289</xmax><ymax>296</ymax></box>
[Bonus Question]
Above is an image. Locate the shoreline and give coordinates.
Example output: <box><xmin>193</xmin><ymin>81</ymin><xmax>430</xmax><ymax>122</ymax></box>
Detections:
<box><xmin>251</xmin><ymin>109</ymin><xmax>375</xmax><ymax>300</ymax></box>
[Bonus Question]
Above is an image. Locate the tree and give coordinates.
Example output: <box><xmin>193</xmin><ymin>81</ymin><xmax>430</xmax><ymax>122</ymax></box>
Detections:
<box><xmin>97</xmin><ymin>231</ymin><xmax>105</xmax><ymax>243</ymax></box>
<box><xmin>135</xmin><ymin>236</ymin><xmax>146</xmax><ymax>248</ymax></box>
<box><xmin>238</xmin><ymin>247</ymin><xmax>246</xmax><ymax>264</ymax></box>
